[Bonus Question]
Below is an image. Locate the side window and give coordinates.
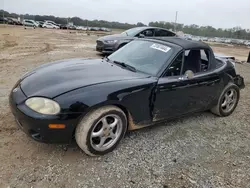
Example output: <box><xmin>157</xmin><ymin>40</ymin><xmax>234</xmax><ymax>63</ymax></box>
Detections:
<box><xmin>140</xmin><ymin>29</ymin><xmax>154</xmax><ymax>37</ymax></box>
<box><xmin>183</xmin><ymin>49</ymin><xmax>210</xmax><ymax>74</ymax></box>
<box><xmin>164</xmin><ymin>52</ymin><xmax>183</xmax><ymax>77</ymax></box>
<box><xmin>155</xmin><ymin>29</ymin><xmax>176</xmax><ymax>37</ymax></box>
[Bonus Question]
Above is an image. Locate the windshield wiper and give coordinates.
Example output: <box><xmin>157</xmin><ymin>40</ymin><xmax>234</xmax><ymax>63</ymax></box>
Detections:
<box><xmin>103</xmin><ymin>56</ymin><xmax>110</xmax><ymax>62</ymax></box>
<box><xmin>113</xmin><ymin>61</ymin><xmax>137</xmax><ymax>72</ymax></box>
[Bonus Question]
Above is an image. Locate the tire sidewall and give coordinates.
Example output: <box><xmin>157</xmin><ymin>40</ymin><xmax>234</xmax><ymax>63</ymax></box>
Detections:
<box><xmin>218</xmin><ymin>84</ymin><xmax>240</xmax><ymax>116</ymax></box>
<box><xmin>84</xmin><ymin>109</ymin><xmax>127</xmax><ymax>155</ymax></box>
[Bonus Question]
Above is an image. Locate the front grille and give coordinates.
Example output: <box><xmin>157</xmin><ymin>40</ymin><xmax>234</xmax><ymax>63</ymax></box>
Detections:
<box><xmin>96</xmin><ymin>40</ymin><xmax>103</xmax><ymax>46</ymax></box>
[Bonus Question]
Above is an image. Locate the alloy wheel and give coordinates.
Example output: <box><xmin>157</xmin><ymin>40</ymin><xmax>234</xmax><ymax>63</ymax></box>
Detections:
<box><xmin>90</xmin><ymin>114</ymin><xmax>123</xmax><ymax>152</ymax></box>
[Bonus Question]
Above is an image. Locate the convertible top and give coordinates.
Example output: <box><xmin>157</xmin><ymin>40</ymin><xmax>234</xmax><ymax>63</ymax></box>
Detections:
<box><xmin>149</xmin><ymin>37</ymin><xmax>210</xmax><ymax>50</ymax></box>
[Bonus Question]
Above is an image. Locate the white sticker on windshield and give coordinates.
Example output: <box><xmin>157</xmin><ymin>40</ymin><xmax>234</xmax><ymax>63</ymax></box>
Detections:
<box><xmin>150</xmin><ymin>43</ymin><xmax>171</xmax><ymax>53</ymax></box>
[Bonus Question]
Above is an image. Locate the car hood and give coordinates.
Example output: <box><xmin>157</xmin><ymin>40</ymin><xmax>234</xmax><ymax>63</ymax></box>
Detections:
<box><xmin>20</xmin><ymin>58</ymin><xmax>148</xmax><ymax>98</ymax></box>
<box><xmin>98</xmin><ymin>34</ymin><xmax>134</xmax><ymax>41</ymax></box>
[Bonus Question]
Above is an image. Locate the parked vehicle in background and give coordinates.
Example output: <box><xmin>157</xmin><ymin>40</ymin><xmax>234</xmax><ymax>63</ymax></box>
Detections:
<box><xmin>225</xmin><ymin>39</ymin><xmax>232</xmax><ymax>44</ymax></box>
<box><xmin>192</xmin><ymin>37</ymin><xmax>201</xmax><ymax>41</ymax></box>
<box><xmin>60</xmin><ymin>24</ymin><xmax>68</xmax><ymax>29</ymax></box>
<box><xmin>0</xmin><ymin>17</ymin><xmax>8</xmax><ymax>24</ymax></box>
<box><xmin>6</xmin><ymin>18</ymin><xmax>14</xmax><ymax>25</ymax></box>
<box><xmin>76</xmin><ymin>26</ymin><xmax>88</xmax><ymax>30</ymax></box>
<box><xmin>68</xmin><ymin>25</ymin><xmax>77</xmax><ymax>30</ymax></box>
<box><xmin>246</xmin><ymin>41</ymin><xmax>250</xmax><ymax>46</ymax></box>
<box><xmin>81</xmin><ymin>27</ymin><xmax>88</xmax><ymax>31</ymax></box>
<box><xmin>44</xmin><ymin>20</ymin><xmax>60</xmax><ymax>27</ymax></box>
<box><xmin>37</xmin><ymin>21</ymin><xmax>44</xmax><ymax>27</ymax></box>
<box><xmin>100</xmin><ymin>27</ymin><xmax>111</xmax><ymax>32</ymax></box>
<box><xmin>96</xmin><ymin>26</ymin><xmax>176</xmax><ymax>54</ymax></box>
<box><xmin>6</xmin><ymin>17</ymin><xmax>22</xmax><ymax>25</ymax></box>
<box><xmin>238</xmin><ymin>40</ymin><xmax>245</xmax><ymax>45</ymax></box>
<box><xmin>89</xmin><ymin>27</ymin><xmax>99</xmax><ymax>31</ymax></box>
<box><xmin>220</xmin><ymin>38</ymin><xmax>226</xmax><ymax>43</ymax></box>
<box><xmin>208</xmin><ymin>38</ymin><xmax>215</xmax><ymax>42</ymax></box>
<box><xmin>231</xmin><ymin>39</ymin><xmax>239</xmax><ymax>44</ymax></box>
<box><xmin>42</xmin><ymin>22</ymin><xmax>59</xmax><ymax>29</ymax></box>
<box><xmin>76</xmin><ymin>26</ymin><xmax>83</xmax><ymax>30</ymax></box>
<box><xmin>23</xmin><ymin>20</ymin><xmax>39</xmax><ymax>29</ymax></box>
<box><xmin>202</xmin><ymin>37</ymin><xmax>208</xmax><ymax>41</ymax></box>
<box><xmin>182</xmin><ymin>34</ymin><xmax>192</xmax><ymax>40</ymax></box>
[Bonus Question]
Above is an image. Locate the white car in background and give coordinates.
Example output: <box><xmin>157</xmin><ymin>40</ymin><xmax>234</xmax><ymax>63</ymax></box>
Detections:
<box><xmin>42</xmin><ymin>23</ymin><xmax>59</xmax><ymax>29</ymax></box>
<box><xmin>23</xmin><ymin>19</ymin><xmax>39</xmax><ymax>29</ymax></box>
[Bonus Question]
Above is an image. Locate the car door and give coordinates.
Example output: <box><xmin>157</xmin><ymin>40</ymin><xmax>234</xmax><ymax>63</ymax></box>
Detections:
<box><xmin>153</xmin><ymin>52</ymin><xmax>193</xmax><ymax>120</ymax></box>
<box><xmin>47</xmin><ymin>23</ymin><xmax>53</xmax><ymax>28</ymax></box>
<box><xmin>153</xmin><ymin>49</ymin><xmax>221</xmax><ymax>121</ymax></box>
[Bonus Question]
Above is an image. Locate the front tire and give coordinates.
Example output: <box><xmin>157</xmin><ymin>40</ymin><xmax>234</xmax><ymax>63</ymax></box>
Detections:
<box><xmin>211</xmin><ymin>83</ymin><xmax>240</xmax><ymax>116</ymax></box>
<box><xmin>75</xmin><ymin>106</ymin><xmax>127</xmax><ymax>156</ymax></box>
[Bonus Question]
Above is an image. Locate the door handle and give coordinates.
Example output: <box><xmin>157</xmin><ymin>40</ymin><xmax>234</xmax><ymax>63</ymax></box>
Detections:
<box><xmin>206</xmin><ymin>81</ymin><xmax>215</xmax><ymax>86</ymax></box>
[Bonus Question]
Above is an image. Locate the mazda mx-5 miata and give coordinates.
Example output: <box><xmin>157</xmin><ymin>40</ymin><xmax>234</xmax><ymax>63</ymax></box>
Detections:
<box><xmin>9</xmin><ymin>37</ymin><xmax>244</xmax><ymax>156</ymax></box>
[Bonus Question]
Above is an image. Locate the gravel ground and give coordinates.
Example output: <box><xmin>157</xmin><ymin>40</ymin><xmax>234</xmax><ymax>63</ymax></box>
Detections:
<box><xmin>0</xmin><ymin>26</ymin><xmax>250</xmax><ymax>188</ymax></box>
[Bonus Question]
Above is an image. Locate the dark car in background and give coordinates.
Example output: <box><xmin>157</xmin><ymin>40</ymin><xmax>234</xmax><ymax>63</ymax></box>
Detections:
<box><xmin>96</xmin><ymin>26</ymin><xmax>176</xmax><ymax>54</ymax></box>
<box><xmin>0</xmin><ymin>17</ymin><xmax>8</xmax><ymax>24</ymax></box>
<box><xmin>7</xmin><ymin>18</ymin><xmax>22</xmax><ymax>25</ymax></box>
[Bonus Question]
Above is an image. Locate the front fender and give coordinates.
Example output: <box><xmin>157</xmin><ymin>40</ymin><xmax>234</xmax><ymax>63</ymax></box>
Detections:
<box><xmin>54</xmin><ymin>78</ymin><xmax>157</xmax><ymax>124</ymax></box>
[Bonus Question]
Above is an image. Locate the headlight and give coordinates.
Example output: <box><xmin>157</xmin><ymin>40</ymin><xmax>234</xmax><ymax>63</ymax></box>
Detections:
<box><xmin>105</xmin><ymin>40</ymin><xmax>117</xmax><ymax>44</ymax></box>
<box><xmin>25</xmin><ymin>97</ymin><xmax>60</xmax><ymax>115</ymax></box>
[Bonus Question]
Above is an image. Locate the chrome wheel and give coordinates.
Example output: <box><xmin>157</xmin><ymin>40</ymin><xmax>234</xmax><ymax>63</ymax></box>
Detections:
<box><xmin>90</xmin><ymin>114</ymin><xmax>123</xmax><ymax>151</ymax></box>
<box><xmin>221</xmin><ymin>88</ymin><xmax>237</xmax><ymax>113</ymax></box>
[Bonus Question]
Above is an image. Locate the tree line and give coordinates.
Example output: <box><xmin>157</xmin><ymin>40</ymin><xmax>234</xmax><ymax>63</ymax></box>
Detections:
<box><xmin>149</xmin><ymin>21</ymin><xmax>250</xmax><ymax>40</ymax></box>
<box><xmin>1</xmin><ymin>10</ymin><xmax>249</xmax><ymax>40</ymax></box>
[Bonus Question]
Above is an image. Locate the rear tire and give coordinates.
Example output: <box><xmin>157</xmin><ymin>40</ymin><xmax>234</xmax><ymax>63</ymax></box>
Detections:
<box><xmin>211</xmin><ymin>83</ymin><xmax>240</xmax><ymax>116</ymax></box>
<box><xmin>75</xmin><ymin>106</ymin><xmax>127</xmax><ymax>156</ymax></box>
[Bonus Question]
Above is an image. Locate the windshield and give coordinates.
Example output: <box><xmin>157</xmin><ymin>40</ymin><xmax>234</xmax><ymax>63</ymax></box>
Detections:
<box><xmin>121</xmin><ymin>27</ymin><xmax>144</xmax><ymax>36</ymax></box>
<box><xmin>108</xmin><ymin>40</ymin><xmax>173</xmax><ymax>75</ymax></box>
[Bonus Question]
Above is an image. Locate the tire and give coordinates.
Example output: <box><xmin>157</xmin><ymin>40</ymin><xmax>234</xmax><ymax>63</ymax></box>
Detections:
<box><xmin>75</xmin><ymin>105</ymin><xmax>127</xmax><ymax>156</ymax></box>
<box><xmin>211</xmin><ymin>83</ymin><xmax>240</xmax><ymax>116</ymax></box>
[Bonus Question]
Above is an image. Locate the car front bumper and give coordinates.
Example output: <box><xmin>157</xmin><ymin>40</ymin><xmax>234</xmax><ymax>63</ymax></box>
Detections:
<box><xmin>9</xmin><ymin>86</ymin><xmax>78</xmax><ymax>144</ymax></box>
<box><xmin>96</xmin><ymin>40</ymin><xmax>117</xmax><ymax>54</ymax></box>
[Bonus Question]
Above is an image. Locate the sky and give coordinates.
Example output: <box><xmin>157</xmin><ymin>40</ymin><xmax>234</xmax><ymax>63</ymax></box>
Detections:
<box><xmin>2</xmin><ymin>0</ymin><xmax>250</xmax><ymax>29</ymax></box>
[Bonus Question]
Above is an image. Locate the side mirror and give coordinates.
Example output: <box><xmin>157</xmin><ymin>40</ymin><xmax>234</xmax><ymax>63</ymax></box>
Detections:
<box><xmin>138</xmin><ymin>34</ymin><xmax>145</xmax><ymax>38</ymax></box>
<box><xmin>184</xmin><ymin>70</ymin><xmax>194</xmax><ymax>79</ymax></box>
<box><xmin>179</xmin><ymin>70</ymin><xmax>194</xmax><ymax>81</ymax></box>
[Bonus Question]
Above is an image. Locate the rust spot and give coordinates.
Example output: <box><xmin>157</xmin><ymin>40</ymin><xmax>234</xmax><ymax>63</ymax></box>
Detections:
<box><xmin>127</xmin><ymin>112</ymin><xmax>152</xmax><ymax>131</ymax></box>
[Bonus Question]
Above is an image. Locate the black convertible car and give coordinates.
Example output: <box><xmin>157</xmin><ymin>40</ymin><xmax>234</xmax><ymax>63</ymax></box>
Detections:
<box><xmin>9</xmin><ymin>37</ymin><xmax>244</xmax><ymax>156</ymax></box>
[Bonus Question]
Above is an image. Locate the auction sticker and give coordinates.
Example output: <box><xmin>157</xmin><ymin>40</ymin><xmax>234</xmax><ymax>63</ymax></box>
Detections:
<box><xmin>150</xmin><ymin>43</ymin><xmax>171</xmax><ymax>53</ymax></box>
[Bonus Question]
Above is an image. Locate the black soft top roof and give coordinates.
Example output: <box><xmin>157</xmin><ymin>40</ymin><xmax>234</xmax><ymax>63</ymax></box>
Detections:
<box><xmin>149</xmin><ymin>37</ymin><xmax>210</xmax><ymax>50</ymax></box>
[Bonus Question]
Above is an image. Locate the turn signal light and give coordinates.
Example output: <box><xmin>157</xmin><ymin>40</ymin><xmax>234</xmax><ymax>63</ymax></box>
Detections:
<box><xmin>48</xmin><ymin>124</ymin><xmax>65</xmax><ymax>129</ymax></box>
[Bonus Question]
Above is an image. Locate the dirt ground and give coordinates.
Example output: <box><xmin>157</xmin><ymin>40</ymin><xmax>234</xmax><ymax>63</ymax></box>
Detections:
<box><xmin>0</xmin><ymin>26</ymin><xmax>250</xmax><ymax>188</ymax></box>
